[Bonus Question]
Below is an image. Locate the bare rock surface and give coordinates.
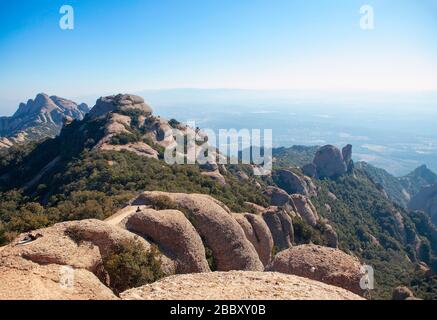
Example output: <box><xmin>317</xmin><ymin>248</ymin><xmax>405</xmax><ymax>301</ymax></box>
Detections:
<box><xmin>121</xmin><ymin>271</ymin><xmax>364</xmax><ymax>300</ymax></box>
<box><xmin>274</xmin><ymin>169</ymin><xmax>316</xmax><ymax>196</ymax></box>
<box><xmin>263</xmin><ymin>186</ymin><xmax>298</xmax><ymax>214</ymax></box>
<box><xmin>0</xmin><ymin>93</ymin><xmax>88</xmax><ymax>149</ymax></box>
<box><xmin>233</xmin><ymin>213</ymin><xmax>274</xmax><ymax>266</ymax></box>
<box><xmin>324</xmin><ymin>224</ymin><xmax>339</xmax><ymax>248</ymax></box>
<box><xmin>262</xmin><ymin>207</ymin><xmax>294</xmax><ymax>251</ymax></box>
<box><xmin>89</xmin><ymin>94</ymin><xmax>152</xmax><ymax>119</ymax></box>
<box><xmin>267</xmin><ymin>244</ymin><xmax>364</xmax><ymax>296</ymax></box>
<box><xmin>0</xmin><ymin>219</ymin><xmax>178</xmax><ymax>300</ymax></box>
<box><xmin>132</xmin><ymin>192</ymin><xmax>264</xmax><ymax>271</ymax></box>
<box><xmin>313</xmin><ymin>145</ymin><xmax>347</xmax><ymax>179</ymax></box>
<box><xmin>122</xmin><ymin>209</ymin><xmax>210</xmax><ymax>273</ymax></box>
<box><xmin>0</xmin><ymin>256</ymin><xmax>117</xmax><ymax>300</ymax></box>
<box><xmin>290</xmin><ymin>195</ymin><xmax>319</xmax><ymax>227</ymax></box>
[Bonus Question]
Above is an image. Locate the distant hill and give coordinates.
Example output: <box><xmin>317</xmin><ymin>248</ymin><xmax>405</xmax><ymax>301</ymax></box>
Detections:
<box><xmin>400</xmin><ymin>165</ymin><xmax>437</xmax><ymax>196</ymax></box>
<box><xmin>355</xmin><ymin>162</ymin><xmax>411</xmax><ymax>208</ymax></box>
<box><xmin>272</xmin><ymin>146</ymin><xmax>319</xmax><ymax>169</ymax></box>
<box><xmin>354</xmin><ymin>162</ymin><xmax>437</xmax><ymax>225</ymax></box>
<box><xmin>0</xmin><ymin>93</ymin><xmax>89</xmax><ymax>148</ymax></box>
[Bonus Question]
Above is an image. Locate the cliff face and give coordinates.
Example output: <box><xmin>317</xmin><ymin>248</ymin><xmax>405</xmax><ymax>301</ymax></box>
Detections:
<box><xmin>0</xmin><ymin>93</ymin><xmax>89</xmax><ymax>148</ymax></box>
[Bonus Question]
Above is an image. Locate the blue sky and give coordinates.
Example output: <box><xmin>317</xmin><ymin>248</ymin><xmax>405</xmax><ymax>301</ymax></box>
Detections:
<box><xmin>0</xmin><ymin>0</ymin><xmax>437</xmax><ymax>113</ymax></box>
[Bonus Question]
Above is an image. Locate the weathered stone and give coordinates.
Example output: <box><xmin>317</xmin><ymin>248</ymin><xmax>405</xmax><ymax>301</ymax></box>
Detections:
<box><xmin>233</xmin><ymin>213</ymin><xmax>274</xmax><ymax>266</ymax></box>
<box><xmin>267</xmin><ymin>244</ymin><xmax>364</xmax><ymax>296</ymax></box>
<box><xmin>121</xmin><ymin>271</ymin><xmax>364</xmax><ymax>300</ymax></box>
<box><xmin>313</xmin><ymin>145</ymin><xmax>347</xmax><ymax>179</ymax></box>
<box><xmin>122</xmin><ymin>209</ymin><xmax>210</xmax><ymax>274</ymax></box>
<box><xmin>290</xmin><ymin>195</ymin><xmax>319</xmax><ymax>227</ymax></box>
<box><xmin>132</xmin><ymin>192</ymin><xmax>264</xmax><ymax>271</ymax></box>
<box><xmin>262</xmin><ymin>207</ymin><xmax>294</xmax><ymax>251</ymax></box>
<box><xmin>324</xmin><ymin>224</ymin><xmax>339</xmax><ymax>248</ymax></box>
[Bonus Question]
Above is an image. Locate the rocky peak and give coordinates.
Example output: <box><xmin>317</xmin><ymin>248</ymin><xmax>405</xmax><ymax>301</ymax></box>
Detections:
<box><xmin>405</xmin><ymin>165</ymin><xmax>437</xmax><ymax>186</ymax></box>
<box><xmin>307</xmin><ymin>144</ymin><xmax>353</xmax><ymax>179</ymax></box>
<box><xmin>0</xmin><ymin>93</ymin><xmax>89</xmax><ymax>149</ymax></box>
<box><xmin>89</xmin><ymin>94</ymin><xmax>153</xmax><ymax>119</ymax></box>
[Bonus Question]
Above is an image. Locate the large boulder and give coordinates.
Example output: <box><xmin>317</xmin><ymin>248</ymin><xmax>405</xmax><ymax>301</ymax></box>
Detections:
<box><xmin>0</xmin><ymin>219</ymin><xmax>177</xmax><ymax>300</ymax></box>
<box><xmin>313</xmin><ymin>145</ymin><xmax>347</xmax><ymax>179</ymax></box>
<box><xmin>121</xmin><ymin>209</ymin><xmax>210</xmax><ymax>274</ymax></box>
<box><xmin>263</xmin><ymin>186</ymin><xmax>297</xmax><ymax>213</ymax></box>
<box><xmin>121</xmin><ymin>271</ymin><xmax>364</xmax><ymax>300</ymax></box>
<box><xmin>0</xmin><ymin>256</ymin><xmax>117</xmax><ymax>300</ymax></box>
<box><xmin>233</xmin><ymin>213</ymin><xmax>274</xmax><ymax>266</ymax></box>
<box><xmin>323</xmin><ymin>224</ymin><xmax>339</xmax><ymax>249</ymax></box>
<box><xmin>342</xmin><ymin>144</ymin><xmax>353</xmax><ymax>172</ymax></box>
<box><xmin>273</xmin><ymin>169</ymin><xmax>316</xmax><ymax>197</ymax></box>
<box><xmin>132</xmin><ymin>192</ymin><xmax>264</xmax><ymax>271</ymax></box>
<box><xmin>262</xmin><ymin>207</ymin><xmax>294</xmax><ymax>251</ymax></box>
<box><xmin>290</xmin><ymin>195</ymin><xmax>319</xmax><ymax>227</ymax></box>
<box><xmin>392</xmin><ymin>286</ymin><xmax>415</xmax><ymax>300</ymax></box>
<box><xmin>0</xmin><ymin>219</ymin><xmax>174</xmax><ymax>273</ymax></box>
<box><xmin>267</xmin><ymin>244</ymin><xmax>364</xmax><ymax>296</ymax></box>
<box><xmin>302</xmin><ymin>163</ymin><xmax>317</xmax><ymax>178</ymax></box>
<box><xmin>89</xmin><ymin>94</ymin><xmax>153</xmax><ymax>118</ymax></box>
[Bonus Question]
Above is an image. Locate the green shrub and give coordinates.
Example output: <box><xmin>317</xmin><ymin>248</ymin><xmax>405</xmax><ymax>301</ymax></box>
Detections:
<box><xmin>292</xmin><ymin>216</ymin><xmax>315</xmax><ymax>244</ymax></box>
<box><xmin>110</xmin><ymin>132</ymin><xmax>140</xmax><ymax>145</ymax></box>
<box><xmin>103</xmin><ymin>240</ymin><xmax>164</xmax><ymax>294</ymax></box>
<box><xmin>168</xmin><ymin>119</ymin><xmax>181</xmax><ymax>128</ymax></box>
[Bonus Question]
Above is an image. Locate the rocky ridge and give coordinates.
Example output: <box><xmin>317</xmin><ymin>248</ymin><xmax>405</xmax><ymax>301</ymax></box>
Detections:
<box><xmin>0</xmin><ymin>191</ymin><xmax>367</xmax><ymax>300</ymax></box>
<box><xmin>0</xmin><ymin>93</ymin><xmax>89</xmax><ymax>149</ymax></box>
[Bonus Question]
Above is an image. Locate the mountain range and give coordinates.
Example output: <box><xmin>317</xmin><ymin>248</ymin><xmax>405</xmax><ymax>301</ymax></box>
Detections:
<box><xmin>0</xmin><ymin>93</ymin><xmax>89</xmax><ymax>149</ymax></box>
<box><xmin>356</xmin><ymin>162</ymin><xmax>437</xmax><ymax>225</ymax></box>
<box><xmin>0</xmin><ymin>93</ymin><xmax>437</xmax><ymax>300</ymax></box>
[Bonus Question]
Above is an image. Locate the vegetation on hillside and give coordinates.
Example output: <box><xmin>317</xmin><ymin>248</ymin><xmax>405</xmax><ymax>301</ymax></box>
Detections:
<box><xmin>272</xmin><ymin>145</ymin><xmax>318</xmax><ymax>169</ymax></box>
<box><xmin>0</xmin><ymin>112</ymin><xmax>268</xmax><ymax>245</ymax></box>
<box><xmin>103</xmin><ymin>240</ymin><xmax>164</xmax><ymax>294</ymax></box>
<box><xmin>272</xmin><ymin>147</ymin><xmax>437</xmax><ymax>299</ymax></box>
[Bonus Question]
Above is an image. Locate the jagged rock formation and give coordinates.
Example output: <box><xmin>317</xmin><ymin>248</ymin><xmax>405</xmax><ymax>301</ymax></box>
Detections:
<box><xmin>87</xmin><ymin>93</ymin><xmax>227</xmax><ymax>183</ymax></box>
<box><xmin>121</xmin><ymin>271</ymin><xmax>364</xmax><ymax>300</ymax></box>
<box><xmin>0</xmin><ymin>219</ymin><xmax>171</xmax><ymax>271</ymax></box>
<box><xmin>0</xmin><ymin>93</ymin><xmax>89</xmax><ymax>148</ymax></box>
<box><xmin>267</xmin><ymin>244</ymin><xmax>364</xmax><ymax>296</ymax></box>
<box><xmin>132</xmin><ymin>191</ymin><xmax>264</xmax><ymax>271</ymax></box>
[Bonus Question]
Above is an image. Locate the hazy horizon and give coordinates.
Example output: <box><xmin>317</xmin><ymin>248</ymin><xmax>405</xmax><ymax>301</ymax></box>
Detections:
<box><xmin>1</xmin><ymin>1</ymin><xmax>436</xmax><ymax>176</ymax></box>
